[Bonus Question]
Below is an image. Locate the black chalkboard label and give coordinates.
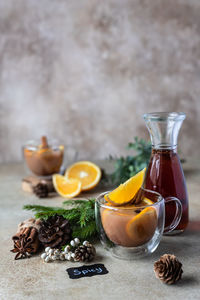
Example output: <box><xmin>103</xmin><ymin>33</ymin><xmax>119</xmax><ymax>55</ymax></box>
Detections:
<box><xmin>66</xmin><ymin>264</ymin><xmax>109</xmax><ymax>279</ymax></box>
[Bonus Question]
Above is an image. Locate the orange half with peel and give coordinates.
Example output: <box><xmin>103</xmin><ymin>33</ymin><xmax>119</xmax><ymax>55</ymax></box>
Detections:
<box><xmin>53</xmin><ymin>174</ymin><xmax>82</xmax><ymax>198</ymax></box>
<box><xmin>65</xmin><ymin>161</ymin><xmax>101</xmax><ymax>191</ymax></box>
<box><xmin>107</xmin><ymin>168</ymin><xmax>146</xmax><ymax>206</ymax></box>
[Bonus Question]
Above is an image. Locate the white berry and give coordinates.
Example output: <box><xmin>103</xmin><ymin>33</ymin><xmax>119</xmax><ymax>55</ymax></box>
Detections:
<box><xmin>54</xmin><ymin>249</ymin><xmax>60</xmax><ymax>255</ymax></box>
<box><xmin>52</xmin><ymin>255</ymin><xmax>57</xmax><ymax>261</ymax></box>
<box><xmin>45</xmin><ymin>256</ymin><xmax>51</xmax><ymax>263</ymax></box>
<box><xmin>66</xmin><ymin>253</ymin><xmax>72</xmax><ymax>261</ymax></box>
<box><xmin>45</xmin><ymin>247</ymin><xmax>51</xmax><ymax>253</ymax></box>
<box><xmin>71</xmin><ymin>253</ymin><xmax>75</xmax><ymax>259</ymax></box>
<box><xmin>74</xmin><ymin>238</ymin><xmax>80</xmax><ymax>245</ymax></box>
<box><xmin>60</xmin><ymin>254</ymin><xmax>65</xmax><ymax>261</ymax></box>
<box><xmin>41</xmin><ymin>253</ymin><xmax>47</xmax><ymax>260</ymax></box>
<box><xmin>83</xmin><ymin>241</ymin><xmax>89</xmax><ymax>246</ymax></box>
<box><xmin>49</xmin><ymin>249</ymin><xmax>54</xmax><ymax>255</ymax></box>
<box><xmin>64</xmin><ymin>245</ymin><xmax>71</xmax><ymax>253</ymax></box>
<box><xmin>70</xmin><ymin>240</ymin><xmax>76</xmax><ymax>247</ymax></box>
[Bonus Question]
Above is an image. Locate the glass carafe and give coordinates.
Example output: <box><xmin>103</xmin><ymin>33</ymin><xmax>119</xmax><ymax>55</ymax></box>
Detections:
<box><xmin>143</xmin><ymin>112</ymin><xmax>189</xmax><ymax>234</ymax></box>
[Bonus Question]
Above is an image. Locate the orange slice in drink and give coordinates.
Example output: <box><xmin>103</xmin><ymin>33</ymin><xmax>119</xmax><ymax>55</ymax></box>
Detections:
<box><xmin>53</xmin><ymin>174</ymin><xmax>82</xmax><ymax>198</ymax></box>
<box><xmin>142</xmin><ymin>198</ymin><xmax>154</xmax><ymax>205</ymax></box>
<box><xmin>107</xmin><ymin>168</ymin><xmax>146</xmax><ymax>206</ymax></box>
<box><xmin>136</xmin><ymin>198</ymin><xmax>154</xmax><ymax>206</ymax></box>
<box><xmin>65</xmin><ymin>161</ymin><xmax>101</xmax><ymax>191</ymax></box>
<box><xmin>126</xmin><ymin>207</ymin><xmax>157</xmax><ymax>246</ymax></box>
<box><xmin>101</xmin><ymin>207</ymin><xmax>137</xmax><ymax>247</ymax></box>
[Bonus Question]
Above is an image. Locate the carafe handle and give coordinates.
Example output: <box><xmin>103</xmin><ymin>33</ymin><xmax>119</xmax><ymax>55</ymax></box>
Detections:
<box><xmin>164</xmin><ymin>197</ymin><xmax>182</xmax><ymax>233</ymax></box>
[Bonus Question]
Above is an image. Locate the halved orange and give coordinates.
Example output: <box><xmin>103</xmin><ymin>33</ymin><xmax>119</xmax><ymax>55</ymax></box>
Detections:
<box><xmin>65</xmin><ymin>161</ymin><xmax>101</xmax><ymax>191</ymax></box>
<box><xmin>107</xmin><ymin>168</ymin><xmax>146</xmax><ymax>206</ymax></box>
<box><xmin>126</xmin><ymin>207</ymin><xmax>157</xmax><ymax>246</ymax></box>
<box><xmin>53</xmin><ymin>174</ymin><xmax>82</xmax><ymax>198</ymax></box>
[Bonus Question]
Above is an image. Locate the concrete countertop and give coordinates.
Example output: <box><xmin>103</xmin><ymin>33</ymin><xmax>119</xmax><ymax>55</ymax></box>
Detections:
<box><xmin>0</xmin><ymin>161</ymin><xmax>200</xmax><ymax>300</ymax></box>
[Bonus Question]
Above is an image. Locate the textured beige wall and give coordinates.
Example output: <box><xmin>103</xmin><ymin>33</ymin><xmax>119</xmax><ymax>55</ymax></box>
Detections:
<box><xmin>0</xmin><ymin>0</ymin><xmax>200</xmax><ymax>163</ymax></box>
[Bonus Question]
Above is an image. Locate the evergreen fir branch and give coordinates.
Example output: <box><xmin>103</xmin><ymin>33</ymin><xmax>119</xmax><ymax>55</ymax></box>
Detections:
<box><xmin>84</xmin><ymin>207</ymin><xmax>95</xmax><ymax>220</ymax></box>
<box><xmin>88</xmin><ymin>198</ymin><xmax>95</xmax><ymax>207</ymax></box>
<box><xmin>79</xmin><ymin>208</ymin><xmax>88</xmax><ymax>227</ymax></box>
<box><xmin>72</xmin><ymin>220</ymin><xmax>97</xmax><ymax>239</ymax></box>
<box><xmin>83</xmin><ymin>198</ymin><xmax>95</xmax><ymax>211</ymax></box>
<box><xmin>29</xmin><ymin>208</ymin><xmax>82</xmax><ymax>223</ymax></box>
<box><xmin>107</xmin><ymin>137</ymin><xmax>151</xmax><ymax>184</ymax></box>
<box><xmin>79</xmin><ymin>199</ymin><xmax>95</xmax><ymax>227</ymax></box>
<box><xmin>23</xmin><ymin>198</ymin><xmax>98</xmax><ymax>241</ymax></box>
<box><xmin>79</xmin><ymin>208</ymin><xmax>93</xmax><ymax>227</ymax></box>
<box><xmin>34</xmin><ymin>211</ymin><xmax>66</xmax><ymax>220</ymax></box>
<box><xmin>62</xmin><ymin>209</ymin><xmax>81</xmax><ymax>222</ymax></box>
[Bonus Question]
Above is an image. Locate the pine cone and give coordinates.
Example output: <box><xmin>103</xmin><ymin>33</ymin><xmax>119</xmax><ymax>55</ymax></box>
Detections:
<box><xmin>74</xmin><ymin>243</ymin><xmax>96</xmax><ymax>262</ymax></box>
<box><xmin>154</xmin><ymin>254</ymin><xmax>183</xmax><ymax>284</ymax></box>
<box><xmin>38</xmin><ymin>215</ymin><xmax>72</xmax><ymax>248</ymax></box>
<box><xmin>11</xmin><ymin>227</ymin><xmax>40</xmax><ymax>260</ymax></box>
<box><xmin>33</xmin><ymin>182</ymin><xmax>49</xmax><ymax>198</ymax></box>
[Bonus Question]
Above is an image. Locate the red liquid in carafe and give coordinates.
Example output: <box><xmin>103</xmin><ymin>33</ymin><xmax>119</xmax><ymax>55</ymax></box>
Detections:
<box><xmin>144</xmin><ymin>149</ymin><xmax>188</xmax><ymax>232</ymax></box>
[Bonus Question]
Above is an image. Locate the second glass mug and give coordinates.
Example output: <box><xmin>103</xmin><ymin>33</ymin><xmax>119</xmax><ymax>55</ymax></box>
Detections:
<box><xmin>95</xmin><ymin>188</ymin><xmax>182</xmax><ymax>260</ymax></box>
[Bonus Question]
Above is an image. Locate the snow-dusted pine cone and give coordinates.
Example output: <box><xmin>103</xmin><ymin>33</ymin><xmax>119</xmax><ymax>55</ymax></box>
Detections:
<box><xmin>74</xmin><ymin>243</ymin><xmax>96</xmax><ymax>262</ymax></box>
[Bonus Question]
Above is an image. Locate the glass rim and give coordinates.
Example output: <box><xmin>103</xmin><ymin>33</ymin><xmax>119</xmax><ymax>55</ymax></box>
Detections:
<box><xmin>23</xmin><ymin>139</ymin><xmax>64</xmax><ymax>149</ymax></box>
<box><xmin>143</xmin><ymin>112</ymin><xmax>186</xmax><ymax>122</ymax></box>
<box><xmin>96</xmin><ymin>188</ymin><xmax>163</xmax><ymax>210</ymax></box>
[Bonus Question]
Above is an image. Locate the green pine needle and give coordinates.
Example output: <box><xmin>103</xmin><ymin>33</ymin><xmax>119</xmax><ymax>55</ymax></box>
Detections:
<box><xmin>72</xmin><ymin>220</ymin><xmax>97</xmax><ymax>239</ymax></box>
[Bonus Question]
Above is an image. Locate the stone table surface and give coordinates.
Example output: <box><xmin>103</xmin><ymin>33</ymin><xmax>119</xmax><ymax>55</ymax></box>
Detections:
<box><xmin>0</xmin><ymin>161</ymin><xmax>200</xmax><ymax>300</ymax></box>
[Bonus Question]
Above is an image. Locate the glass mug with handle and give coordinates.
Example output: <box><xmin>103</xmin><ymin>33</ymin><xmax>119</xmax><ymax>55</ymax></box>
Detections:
<box><xmin>95</xmin><ymin>188</ymin><xmax>182</xmax><ymax>260</ymax></box>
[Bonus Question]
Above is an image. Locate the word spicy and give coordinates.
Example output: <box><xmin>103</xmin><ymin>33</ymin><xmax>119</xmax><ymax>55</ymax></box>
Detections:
<box><xmin>66</xmin><ymin>264</ymin><xmax>109</xmax><ymax>279</ymax></box>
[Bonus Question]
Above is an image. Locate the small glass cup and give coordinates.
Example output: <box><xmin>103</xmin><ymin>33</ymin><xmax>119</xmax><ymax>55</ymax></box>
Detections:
<box><xmin>23</xmin><ymin>139</ymin><xmax>64</xmax><ymax>178</ymax></box>
<box><xmin>95</xmin><ymin>188</ymin><xmax>182</xmax><ymax>260</ymax></box>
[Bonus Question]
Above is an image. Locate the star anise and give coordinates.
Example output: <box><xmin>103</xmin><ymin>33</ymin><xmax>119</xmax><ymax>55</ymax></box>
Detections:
<box><xmin>11</xmin><ymin>237</ymin><xmax>32</xmax><ymax>259</ymax></box>
<box><xmin>10</xmin><ymin>227</ymin><xmax>39</xmax><ymax>260</ymax></box>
